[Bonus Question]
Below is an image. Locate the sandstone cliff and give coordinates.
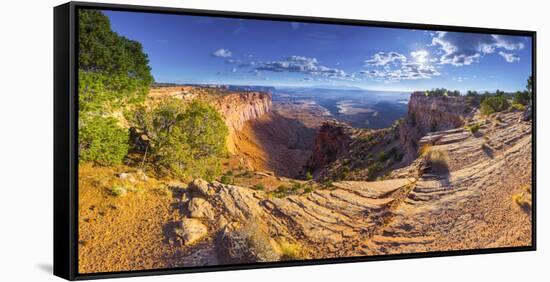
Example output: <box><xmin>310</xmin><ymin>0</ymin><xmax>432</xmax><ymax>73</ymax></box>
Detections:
<box><xmin>305</xmin><ymin>120</ymin><xmax>402</xmax><ymax>181</ymax></box>
<box><xmin>148</xmin><ymin>86</ymin><xmax>272</xmax><ymax>154</ymax></box>
<box><xmin>306</xmin><ymin>120</ymin><xmax>355</xmax><ymax>172</ymax></box>
<box><xmin>210</xmin><ymin>92</ymin><xmax>272</xmax><ymax>153</ymax></box>
<box><xmin>399</xmin><ymin>92</ymin><xmax>474</xmax><ymax>161</ymax></box>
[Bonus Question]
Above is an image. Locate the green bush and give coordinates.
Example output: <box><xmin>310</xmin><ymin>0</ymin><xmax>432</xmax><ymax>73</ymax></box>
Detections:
<box><xmin>480</xmin><ymin>96</ymin><xmax>510</xmax><ymax>115</ymax></box>
<box><xmin>367</xmin><ymin>162</ymin><xmax>384</xmax><ymax>181</ymax></box>
<box><xmin>220</xmin><ymin>174</ymin><xmax>234</xmax><ymax>185</ymax></box>
<box><xmin>465</xmin><ymin>123</ymin><xmax>481</xmax><ymax>134</ymax></box>
<box><xmin>305</xmin><ymin>171</ymin><xmax>313</xmax><ymax>180</ymax></box>
<box><xmin>79</xmin><ymin>115</ymin><xmax>129</xmax><ymax>165</ymax></box>
<box><xmin>513</xmin><ymin>91</ymin><xmax>531</xmax><ymax>106</ymax></box>
<box><xmin>252</xmin><ymin>184</ymin><xmax>265</xmax><ymax>190</ymax></box>
<box><xmin>132</xmin><ymin>99</ymin><xmax>228</xmax><ymax>181</ymax></box>
<box><xmin>78</xmin><ymin>10</ymin><xmax>153</xmax><ymax>165</ymax></box>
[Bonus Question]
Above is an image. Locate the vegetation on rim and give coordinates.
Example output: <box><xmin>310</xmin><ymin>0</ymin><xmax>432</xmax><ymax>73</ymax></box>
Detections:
<box><xmin>130</xmin><ymin>99</ymin><xmax>228</xmax><ymax>181</ymax></box>
<box><xmin>78</xmin><ymin>9</ymin><xmax>153</xmax><ymax>165</ymax></box>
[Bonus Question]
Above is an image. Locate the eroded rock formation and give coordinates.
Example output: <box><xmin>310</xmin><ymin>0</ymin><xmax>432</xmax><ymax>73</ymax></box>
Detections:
<box><xmin>399</xmin><ymin>92</ymin><xmax>474</xmax><ymax>161</ymax></box>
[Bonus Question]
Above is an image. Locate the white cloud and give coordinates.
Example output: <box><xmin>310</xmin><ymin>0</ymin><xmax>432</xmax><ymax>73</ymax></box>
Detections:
<box><xmin>364</xmin><ymin>52</ymin><xmax>406</xmax><ymax>66</ymax></box>
<box><xmin>361</xmin><ymin>51</ymin><xmax>440</xmax><ymax>81</ymax></box>
<box><xmin>255</xmin><ymin>56</ymin><xmax>353</xmax><ymax>80</ymax></box>
<box><xmin>499</xmin><ymin>51</ymin><xmax>520</xmax><ymax>63</ymax></box>
<box><xmin>212</xmin><ymin>48</ymin><xmax>232</xmax><ymax>58</ymax></box>
<box><xmin>410</xmin><ymin>50</ymin><xmax>429</xmax><ymax>63</ymax></box>
<box><xmin>430</xmin><ymin>31</ymin><xmax>526</xmax><ymax>66</ymax></box>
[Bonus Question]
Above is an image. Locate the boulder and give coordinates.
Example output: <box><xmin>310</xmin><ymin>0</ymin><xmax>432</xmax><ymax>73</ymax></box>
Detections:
<box><xmin>522</xmin><ymin>105</ymin><xmax>532</xmax><ymax>121</ymax></box>
<box><xmin>219</xmin><ymin>221</ymin><xmax>280</xmax><ymax>263</ymax></box>
<box><xmin>175</xmin><ymin>218</ymin><xmax>208</xmax><ymax>246</ymax></box>
<box><xmin>189</xmin><ymin>179</ymin><xmax>215</xmax><ymax>197</ymax></box>
<box><xmin>188</xmin><ymin>197</ymin><xmax>216</xmax><ymax>221</ymax></box>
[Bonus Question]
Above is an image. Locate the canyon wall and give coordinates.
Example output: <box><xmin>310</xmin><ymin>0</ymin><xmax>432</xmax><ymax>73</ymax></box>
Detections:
<box><xmin>148</xmin><ymin>86</ymin><xmax>272</xmax><ymax>154</ymax></box>
<box><xmin>211</xmin><ymin>92</ymin><xmax>272</xmax><ymax>133</ymax></box>
<box><xmin>211</xmin><ymin>92</ymin><xmax>272</xmax><ymax>153</ymax></box>
<box><xmin>306</xmin><ymin>120</ymin><xmax>354</xmax><ymax>173</ymax></box>
<box><xmin>400</xmin><ymin>92</ymin><xmax>472</xmax><ymax>161</ymax></box>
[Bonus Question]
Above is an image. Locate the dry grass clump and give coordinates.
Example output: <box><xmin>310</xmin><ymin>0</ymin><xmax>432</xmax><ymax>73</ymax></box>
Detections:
<box><xmin>279</xmin><ymin>241</ymin><xmax>305</xmax><ymax>261</ymax></box>
<box><xmin>419</xmin><ymin>144</ymin><xmax>432</xmax><ymax>156</ymax></box>
<box><xmin>424</xmin><ymin>148</ymin><xmax>450</xmax><ymax>174</ymax></box>
<box><xmin>107</xmin><ymin>185</ymin><xmax>127</xmax><ymax>197</ymax></box>
<box><xmin>512</xmin><ymin>184</ymin><xmax>532</xmax><ymax>209</ymax></box>
<box><xmin>464</xmin><ymin>123</ymin><xmax>481</xmax><ymax>134</ymax></box>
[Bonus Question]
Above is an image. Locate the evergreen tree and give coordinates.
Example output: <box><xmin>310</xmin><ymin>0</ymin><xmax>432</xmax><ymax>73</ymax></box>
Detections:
<box><xmin>78</xmin><ymin>10</ymin><xmax>153</xmax><ymax>165</ymax></box>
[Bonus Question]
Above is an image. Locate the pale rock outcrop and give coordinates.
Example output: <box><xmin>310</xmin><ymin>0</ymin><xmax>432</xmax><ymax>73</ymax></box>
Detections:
<box><xmin>188</xmin><ymin>198</ymin><xmax>216</xmax><ymax>221</ymax></box>
<box><xmin>400</xmin><ymin>92</ymin><xmax>473</xmax><ymax>161</ymax></box>
<box><xmin>175</xmin><ymin>218</ymin><xmax>208</xmax><ymax>246</ymax></box>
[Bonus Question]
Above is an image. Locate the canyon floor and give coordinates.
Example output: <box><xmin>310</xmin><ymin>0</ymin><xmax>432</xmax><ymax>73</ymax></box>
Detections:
<box><xmin>78</xmin><ymin>89</ymin><xmax>533</xmax><ymax>273</ymax></box>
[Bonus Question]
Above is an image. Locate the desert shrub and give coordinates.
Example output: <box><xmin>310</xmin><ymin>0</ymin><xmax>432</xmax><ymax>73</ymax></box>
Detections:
<box><xmin>419</xmin><ymin>144</ymin><xmax>432</xmax><ymax>156</ymax></box>
<box><xmin>303</xmin><ymin>186</ymin><xmax>313</xmax><ymax>194</ymax></box>
<box><xmin>513</xmin><ymin>91</ymin><xmax>531</xmax><ymax>106</ymax></box>
<box><xmin>425</xmin><ymin>88</ymin><xmax>460</xmax><ymax>97</ymax></box>
<box><xmin>290</xmin><ymin>181</ymin><xmax>304</xmax><ymax>192</ymax></box>
<box><xmin>279</xmin><ymin>242</ymin><xmax>305</xmax><ymax>261</ymax></box>
<box><xmin>424</xmin><ymin>149</ymin><xmax>450</xmax><ymax>174</ymax></box>
<box><xmin>393</xmin><ymin>151</ymin><xmax>405</xmax><ymax>162</ymax></box>
<box><xmin>107</xmin><ymin>185</ymin><xmax>127</xmax><ymax>197</ymax></box>
<box><xmin>252</xmin><ymin>184</ymin><xmax>265</xmax><ymax>191</ymax></box>
<box><xmin>270</xmin><ymin>185</ymin><xmax>290</xmax><ymax>198</ymax></box>
<box><xmin>377</xmin><ymin>151</ymin><xmax>389</xmax><ymax>162</ymax></box>
<box><xmin>220</xmin><ymin>174</ymin><xmax>234</xmax><ymax>185</ymax></box>
<box><xmin>238</xmin><ymin>170</ymin><xmax>253</xmax><ymax>178</ymax></box>
<box><xmin>154</xmin><ymin>184</ymin><xmax>173</xmax><ymax>197</ymax></box>
<box><xmin>340</xmin><ymin>165</ymin><xmax>350</xmax><ymax>180</ymax></box>
<box><xmin>322</xmin><ymin>179</ymin><xmax>333</xmax><ymax>188</ymax></box>
<box><xmin>512</xmin><ymin>184</ymin><xmax>532</xmax><ymax>209</ymax></box>
<box><xmin>480</xmin><ymin>96</ymin><xmax>510</xmax><ymax>115</ymax></box>
<box><xmin>131</xmin><ymin>99</ymin><xmax>228</xmax><ymax>181</ymax></box>
<box><xmin>79</xmin><ymin>115</ymin><xmax>129</xmax><ymax>165</ymax></box>
<box><xmin>276</xmin><ymin>185</ymin><xmax>289</xmax><ymax>194</ymax></box>
<box><xmin>219</xmin><ymin>220</ymin><xmax>279</xmax><ymax>263</ymax></box>
<box><xmin>305</xmin><ymin>171</ymin><xmax>313</xmax><ymax>180</ymax></box>
<box><xmin>367</xmin><ymin>162</ymin><xmax>384</xmax><ymax>181</ymax></box>
<box><xmin>464</xmin><ymin>123</ymin><xmax>481</xmax><ymax>134</ymax></box>
<box><xmin>511</xmin><ymin>103</ymin><xmax>526</xmax><ymax>111</ymax></box>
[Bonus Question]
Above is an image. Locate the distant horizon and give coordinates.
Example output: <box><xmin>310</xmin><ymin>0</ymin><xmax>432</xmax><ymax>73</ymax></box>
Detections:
<box><xmin>153</xmin><ymin>81</ymin><xmax>525</xmax><ymax>94</ymax></box>
<box><xmin>103</xmin><ymin>9</ymin><xmax>532</xmax><ymax>93</ymax></box>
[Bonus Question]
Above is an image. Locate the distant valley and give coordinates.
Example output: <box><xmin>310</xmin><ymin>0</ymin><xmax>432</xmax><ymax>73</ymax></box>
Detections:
<box><xmin>272</xmin><ymin>87</ymin><xmax>410</xmax><ymax>129</ymax></box>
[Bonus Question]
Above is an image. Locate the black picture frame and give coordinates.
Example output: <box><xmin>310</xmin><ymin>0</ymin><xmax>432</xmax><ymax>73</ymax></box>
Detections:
<box><xmin>54</xmin><ymin>1</ymin><xmax>537</xmax><ymax>280</ymax></box>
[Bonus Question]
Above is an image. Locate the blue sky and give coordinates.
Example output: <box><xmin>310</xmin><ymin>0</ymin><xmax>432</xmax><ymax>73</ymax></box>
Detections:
<box><xmin>102</xmin><ymin>10</ymin><xmax>532</xmax><ymax>92</ymax></box>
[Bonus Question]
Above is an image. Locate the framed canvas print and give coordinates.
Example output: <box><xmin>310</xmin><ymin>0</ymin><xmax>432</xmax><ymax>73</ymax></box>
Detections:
<box><xmin>54</xmin><ymin>1</ymin><xmax>536</xmax><ymax>280</ymax></box>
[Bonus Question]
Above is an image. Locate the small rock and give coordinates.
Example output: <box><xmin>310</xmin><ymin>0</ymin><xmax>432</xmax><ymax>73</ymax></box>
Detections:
<box><xmin>189</xmin><ymin>179</ymin><xmax>214</xmax><ymax>197</ymax></box>
<box><xmin>522</xmin><ymin>105</ymin><xmax>532</xmax><ymax>121</ymax></box>
<box><xmin>117</xmin><ymin>172</ymin><xmax>129</xmax><ymax>179</ymax></box>
<box><xmin>181</xmin><ymin>191</ymin><xmax>190</xmax><ymax>203</ymax></box>
<box><xmin>175</xmin><ymin>218</ymin><xmax>208</xmax><ymax>246</ymax></box>
<box><xmin>136</xmin><ymin>170</ymin><xmax>148</xmax><ymax>181</ymax></box>
<box><xmin>254</xmin><ymin>171</ymin><xmax>273</xmax><ymax>177</ymax></box>
<box><xmin>188</xmin><ymin>197</ymin><xmax>216</xmax><ymax>221</ymax></box>
<box><xmin>217</xmin><ymin>216</ymin><xmax>228</xmax><ymax>229</ymax></box>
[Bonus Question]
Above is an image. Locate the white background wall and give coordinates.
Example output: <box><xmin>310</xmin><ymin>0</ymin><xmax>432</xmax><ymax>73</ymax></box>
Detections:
<box><xmin>0</xmin><ymin>0</ymin><xmax>547</xmax><ymax>281</ymax></box>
